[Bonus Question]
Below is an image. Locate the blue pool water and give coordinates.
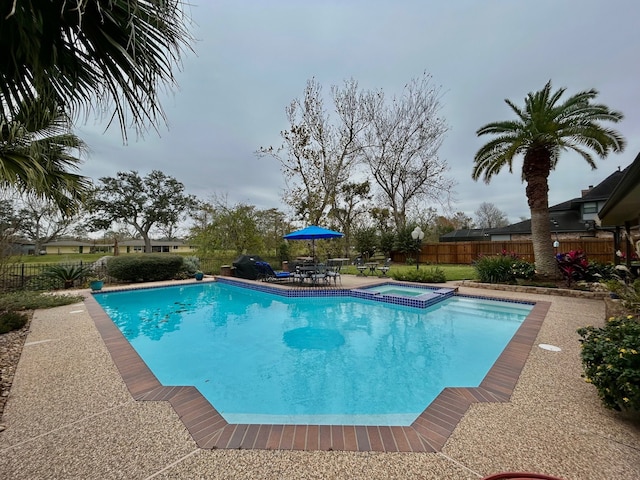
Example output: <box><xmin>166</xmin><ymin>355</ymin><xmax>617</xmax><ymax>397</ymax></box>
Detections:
<box><xmin>364</xmin><ymin>284</ymin><xmax>441</xmax><ymax>297</ymax></box>
<box><xmin>95</xmin><ymin>283</ymin><xmax>532</xmax><ymax>426</ymax></box>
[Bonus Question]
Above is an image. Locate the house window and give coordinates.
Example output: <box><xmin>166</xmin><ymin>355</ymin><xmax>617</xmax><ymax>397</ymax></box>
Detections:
<box><xmin>583</xmin><ymin>202</ymin><xmax>598</xmax><ymax>214</ymax></box>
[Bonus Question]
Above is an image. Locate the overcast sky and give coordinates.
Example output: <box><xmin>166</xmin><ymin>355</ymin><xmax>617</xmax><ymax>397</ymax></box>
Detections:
<box><xmin>76</xmin><ymin>0</ymin><xmax>640</xmax><ymax>225</ymax></box>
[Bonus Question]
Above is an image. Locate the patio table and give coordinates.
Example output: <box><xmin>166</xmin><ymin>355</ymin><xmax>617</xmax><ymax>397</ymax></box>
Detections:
<box><xmin>365</xmin><ymin>262</ymin><xmax>378</xmax><ymax>275</ymax></box>
<box><xmin>295</xmin><ymin>265</ymin><xmax>328</xmax><ymax>286</ymax></box>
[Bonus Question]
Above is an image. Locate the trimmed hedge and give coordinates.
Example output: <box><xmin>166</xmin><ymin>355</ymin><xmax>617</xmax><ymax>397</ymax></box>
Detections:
<box><xmin>107</xmin><ymin>254</ymin><xmax>185</xmax><ymax>282</ymax></box>
<box><xmin>390</xmin><ymin>266</ymin><xmax>446</xmax><ymax>283</ymax></box>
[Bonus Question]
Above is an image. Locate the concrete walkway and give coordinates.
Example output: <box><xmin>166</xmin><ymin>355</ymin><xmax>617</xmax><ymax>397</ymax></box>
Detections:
<box><xmin>0</xmin><ymin>277</ymin><xmax>639</xmax><ymax>479</ymax></box>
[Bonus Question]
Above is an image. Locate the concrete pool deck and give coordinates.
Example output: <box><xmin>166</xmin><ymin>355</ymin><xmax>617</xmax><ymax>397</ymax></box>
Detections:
<box><xmin>1</xmin><ymin>276</ymin><xmax>639</xmax><ymax>479</ymax></box>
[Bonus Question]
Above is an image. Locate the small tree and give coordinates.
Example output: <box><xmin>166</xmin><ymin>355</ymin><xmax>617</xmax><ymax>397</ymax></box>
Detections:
<box><xmin>394</xmin><ymin>225</ymin><xmax>423</xmax><ymax>263</ymax></box>
<box><xmin>330</xmin><ymin>181</ymin><xmax>372</xmax><ymax>257</ymax></box>
<box><xmin>474</xmin><ymin>202</ymin><xmax>509</xmax><ymax>228</ymax></box>
<box><xmin>190</xmin><ymin>197</ymin><xmax>263</xmax><ymax>256</ymax></box>
<box><xmin>17</xmin><ymin>197</ymin><xmax>78</xmax><ymax>255</ymax></box>
<box><xmin>353</xmin><ymin>226</ymin><xmax>377</xmax><ymax>259</ymax></box>
<box><xmin>87</xmin><ymin>170</ymin><xmax>197</xmax><ymax>253</ymax></box>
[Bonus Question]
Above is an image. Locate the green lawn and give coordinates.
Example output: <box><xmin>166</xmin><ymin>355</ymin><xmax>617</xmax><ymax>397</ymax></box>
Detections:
<box><xmin>7</xmin><ymin>253</ymin><xmax>108</xmax><ymax>264</ymax></box>
<box><xmin>341</xmin><ymin>263</ymin><xmax>477</xmax><ymax>281</ymax></box>
<box><xmin>7</xmin><ymin>254</ymin><xmax>479</xmax><ymax>281</ymax></box>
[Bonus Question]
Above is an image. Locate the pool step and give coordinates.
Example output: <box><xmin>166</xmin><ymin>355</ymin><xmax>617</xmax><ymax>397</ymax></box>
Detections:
<box><xmin>437</xmin><ymin>300</ymin><xmax>532</xmax><ymax>320</ymax></box>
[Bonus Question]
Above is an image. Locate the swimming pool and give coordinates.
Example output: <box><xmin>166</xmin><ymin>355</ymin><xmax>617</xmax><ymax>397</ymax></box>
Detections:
<box><xmin>95</xmin><ymin>282</ymin><xmax>532</xmax><ymax>426</ymax></box>
<box><xmin>363</xmin><ymin>283</ymin><xmax>447</xmax><ymax>297</ymax></box>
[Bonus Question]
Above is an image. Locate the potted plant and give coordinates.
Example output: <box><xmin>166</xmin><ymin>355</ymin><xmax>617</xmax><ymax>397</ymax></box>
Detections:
<box><xmin>87</xmin><ymin>276</ymin><xmax>105</xmax><ymax>291</ymax></box>
<box><xmin>194</xmin><ymin>270</ymin><xmax>204</xmax><ymax>281</ymax></box>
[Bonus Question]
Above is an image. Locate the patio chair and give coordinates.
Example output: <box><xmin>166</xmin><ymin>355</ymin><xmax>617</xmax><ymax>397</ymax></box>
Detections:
<box><xmin>378</xmin><ymin>258</ymin><xmax>392</xmax><ymax>277</ymax></box>
<box><xmin>481</xmin><ymin>473</ymin><xmax>565</xmax><ymax>480</ymax></box>
<box><xmin>355</xmin><ymin>258</ymin><xmax>367</xmax><ymax>276</ymax></box>
<box><xmin>325</xmin><ymin>260</ymin><xmax>342</xmax><ymax>285</ymax></box>
<box><xmin>255</xmin><ymin>261</ymin><xmax>292</xmax><ymax>282</ymax></box>
<box><xmin>310</xmin><ymin>263</ymin><xmax>330</xmax><ymax>286</ymax></box>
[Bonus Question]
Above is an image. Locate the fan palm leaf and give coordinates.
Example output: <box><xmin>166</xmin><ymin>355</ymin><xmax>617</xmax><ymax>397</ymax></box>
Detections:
<box><xmin>0</xmin><ymin>97</ymin><xmax>90</xmax><ymax>214</ymax></box>
<box><xmin>0</xmin><ymin>0</ymin><xmax>194</xmax><ymax>138</ymax></box>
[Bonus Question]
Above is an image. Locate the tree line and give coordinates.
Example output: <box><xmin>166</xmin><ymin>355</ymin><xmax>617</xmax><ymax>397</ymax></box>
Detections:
<box><xmin>0</xmin><ymin>165</ymin><xmax>513</xmax><ymax>262</ymax></box>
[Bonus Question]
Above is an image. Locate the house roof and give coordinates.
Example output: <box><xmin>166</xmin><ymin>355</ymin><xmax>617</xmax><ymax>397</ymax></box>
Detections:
<box><xmin>43</xmin><ymin>239</ymin><xmax>189</xmax><ymax>247</ymax></box>
<box><xmin>598</xmin><ymin>151</ymin><xmax>640</xmax><ymax>227</ymax></box>
<box><xmin>119</xmin><ymin>240</ymin><xmax>187</xmax><ymax>246</ymax></box>
<box><xmin>573</xmin><ymin>166</ymin><xmax>628</xmax><ymax>204</ymax></box>
<box><xmin>488</xmin><ymin>165</ymin><xmax>630</xmax><ymax>236</ymax></box>
<box><xmin>439</xmin><ymin>228</ymin><xmax>491</xmax><ymax>241</ymax></box>
<box><xmin>43</xmin><ymin>240</ymin><xmax>95</xmax><ymax>247</ymax></box>
<box><xmin>487</xmin><ymin>209</ymin><xmax>591</xmax><ymax>236</ymax></box>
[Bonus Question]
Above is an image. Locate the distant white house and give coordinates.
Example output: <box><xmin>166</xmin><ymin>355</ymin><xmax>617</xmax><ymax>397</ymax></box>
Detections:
<box><xmin>41</xmin><ymin>239</ymin><xmax>196</xmax><ymax>255</ymax></box>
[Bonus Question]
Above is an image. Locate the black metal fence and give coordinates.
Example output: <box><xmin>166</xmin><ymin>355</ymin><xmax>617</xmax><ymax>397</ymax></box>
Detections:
<box><xmin>0</xmin><ymin>261</ymin><xmax>107</xmax><ymax>292</ymax></box>
<box><xmin>0</xmin><ymin>257</ymin><xmax>223</xmax><ymax>292</ymax></box>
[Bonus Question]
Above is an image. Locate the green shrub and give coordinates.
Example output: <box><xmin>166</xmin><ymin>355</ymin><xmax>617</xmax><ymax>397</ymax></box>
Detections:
<box><xmin>577</xmin><ymin>316</ymin><xmax>640</xmax><ymax>412</ymax></box>
<box><xmin>605</xmin><ymin>278</ymin><xmax>640</xmax><ymax>315</ymax></box>
<box><xmin>390</xmin><ymin>266</ymin><xmax>446</xmax><ymax>283</ymax></box>
<box><xmin>107</xmin><ymin>254</ymin><xmax>185</xmax><ymax>282</ymax></box>
<box><xmin>0</xmin><ymin>311</ymin><xmax>28</xmax><ymax>333</ymax></box>
<box><xmin>25</xmin><ymin>274</ymin><xmax>64</xmax><ymax>291</ymax></box>
<box><xmin>475</xmin><ymin>255</ymin><xmax>513</xmax><ymax>283</ymax></box>
<box><xmin>586</xmin><ymin>261</ymin><xmax>617</xmax><ymax>282</ymax></box>
<box><xmin>181</xmin><ymin>256</ymin><xmax>201</xmax><ymax>275</ymax></box>
<box><xmin>278</xmin><ymin>242</ymin><xmax>291</xmax><ymax>262</ymax></box>
<box><xmin>511</xmin><ymin>259</ymin><xmax>536</xmax><ymax>280</ymax></box>
<box><xmin>474</xmin><ymin>252</ymin><xmax>535</xmax><ymax>284</ymax></box>
<box><xmin>0</xmin><ymin>291</ymin><xmax>84</xmax><ymax>310</ymax></box>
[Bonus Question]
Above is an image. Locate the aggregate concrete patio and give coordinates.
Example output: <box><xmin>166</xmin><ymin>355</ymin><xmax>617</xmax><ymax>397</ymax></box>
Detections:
<box><xmin>0</xmin><ymin>276</ymin><xmax>638</xmax><ymax>479</ymax></box>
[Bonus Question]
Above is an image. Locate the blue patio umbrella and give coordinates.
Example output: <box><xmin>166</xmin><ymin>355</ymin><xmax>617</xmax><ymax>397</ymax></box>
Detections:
<box><xmin>283</xmin><ymin>225</ymin><xmax>344</xmax><ymax>260</ymax></box>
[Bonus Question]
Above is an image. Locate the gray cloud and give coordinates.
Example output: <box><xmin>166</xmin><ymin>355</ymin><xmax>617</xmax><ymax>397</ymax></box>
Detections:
<box><xmin>77</xmin><ymin>0</ymin><xmax>640</xmax><ymax>224</ymax></box>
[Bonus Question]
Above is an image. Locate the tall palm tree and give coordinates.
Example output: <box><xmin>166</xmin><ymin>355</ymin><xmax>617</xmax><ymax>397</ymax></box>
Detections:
<box><xmin>0</xmin><ymin>0</ymin><xmax>193</xmax><ymax>139</ymax></box>
<box><xmin>472</xmin><ymin>81</ymin><xmax>625</xmax><ymax>278</ymax></box>
<box><xmin>0</xmin><ymin>97</ymin><xmax>90</xmax><ymax>215</ymax></box>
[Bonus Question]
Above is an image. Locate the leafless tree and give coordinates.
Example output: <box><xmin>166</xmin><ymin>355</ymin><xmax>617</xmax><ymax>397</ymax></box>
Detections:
<box><xmin>258</xmin><ymin>78</ymin><xmax>367</xmax><ymax>225</ymax></box>
<box><xmin>360</xmin><ymin>74</ymin><xmax>454</xmax><ymax>230</ymax></box>
<box><xmin>260</xmin><ymin>75</ymin><xmax>453</xmax><ymax>231</ymax></box>
<box><xmin>17</xmin><ymin>197</ymin><xmax>78</xmax><ymax>254</ymax></box>
<box><xmin>474</xmin><ymin>202</ymin><xmax>510</xmax><ymax>228</ymax></box>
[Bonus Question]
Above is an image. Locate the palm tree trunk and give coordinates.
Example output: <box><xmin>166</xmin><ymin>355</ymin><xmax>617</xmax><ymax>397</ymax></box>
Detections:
<box><xmin>529</xmin><ymin>207</ymin><xmax>558</xmax><ymax>278</ymax></box>
<box><xmin>524</xmin><ymin>150</ymin><xmax>559</xmax><ymax>279</ymax></box>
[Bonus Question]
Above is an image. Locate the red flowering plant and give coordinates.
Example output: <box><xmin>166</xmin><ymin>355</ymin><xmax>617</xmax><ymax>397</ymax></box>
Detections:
<box><xmin>556</xmin><ymin>249</ymin><xmax>589</xmax><ymax>287</ymax></box>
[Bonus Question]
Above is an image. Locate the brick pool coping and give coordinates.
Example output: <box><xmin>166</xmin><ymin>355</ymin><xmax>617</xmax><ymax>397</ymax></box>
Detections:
<box><xmin>84</xmin><ymin>283</ymin><xmax>550</xmax><ymax>452</ymax></box>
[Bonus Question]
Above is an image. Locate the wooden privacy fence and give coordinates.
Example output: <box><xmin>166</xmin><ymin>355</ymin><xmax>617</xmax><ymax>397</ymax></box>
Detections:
<box><xmin>392</xmin><ymin>238</ymin><xmax>616</xmax><ymax>265</ymax></box>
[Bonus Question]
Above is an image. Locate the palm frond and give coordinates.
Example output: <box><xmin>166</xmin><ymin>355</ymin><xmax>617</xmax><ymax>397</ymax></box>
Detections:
<box><xmin>0</xmin><ymin>97</ymin><xmax>89</xmax><ymax>214</ymax></box>
<box><xmin>0</xmin><ymin>0</ymin><xmax>195</xmax><ymax>138</ymax></box>
<box><xmin>473</xmin><ymin>80</ymin><xmax>626</xmax><ymax>186</ymax></box>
